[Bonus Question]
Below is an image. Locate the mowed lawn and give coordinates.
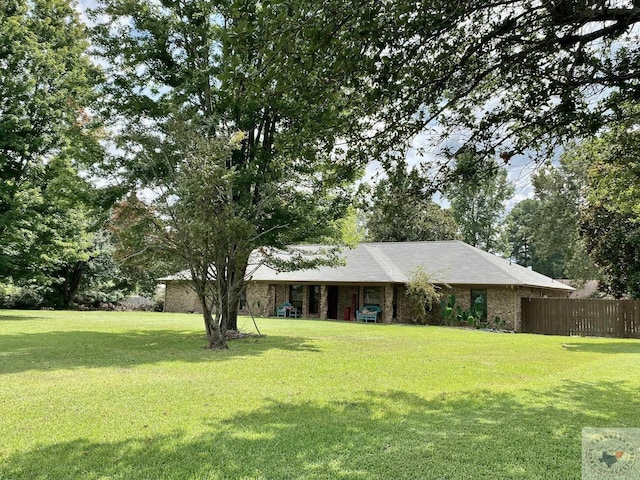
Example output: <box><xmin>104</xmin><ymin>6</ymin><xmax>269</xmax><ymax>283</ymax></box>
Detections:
<box><xmin>1</xmin><ymin>311</ymin><xmax>639</xmax><ymax>479</ymax></box>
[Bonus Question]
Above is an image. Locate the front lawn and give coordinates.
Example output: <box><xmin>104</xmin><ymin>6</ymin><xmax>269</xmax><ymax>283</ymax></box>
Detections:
<box><xmin>1</xmin><ymin>310</ymin><xmax>639</xmax><ymax>479</ymax></box>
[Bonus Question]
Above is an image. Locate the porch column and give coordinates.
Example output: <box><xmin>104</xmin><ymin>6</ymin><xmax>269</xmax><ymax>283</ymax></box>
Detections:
<box><xmin>513</xmin><ymin>288</ymin><xmax>521</xmax><ymax>332</ymax></box>
<box><xmin>302</xmin><ymin>285</ymin><xmax>309</xmax><ymax>318</ymax></box>
<box><xmin>382</xmin><ymin>284</ymin><xmax>393</xmax><ymax>324</ymax></box>
<box><xmin>268</xmin><ymin>284</ymin><xmax>276</xmax><ymax>316</ymax></box>
<box><xmin>319</xmin><ymin>285</ymin><xmax>328</xmax><ymax>320</ymax></box>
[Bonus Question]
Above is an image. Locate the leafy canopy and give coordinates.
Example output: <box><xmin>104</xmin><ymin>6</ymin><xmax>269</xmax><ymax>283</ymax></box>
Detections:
<box><xmin>444</xmin><ymin>154</ymin><xmax>514</xmax><ymax>253</ymax></box>
<box><xmin>353</xmin><ymin>0</ymin><xmax>640</xmax><ymax>166</ymax></box>
<box><xmin>0</xmin><ymin>0</ymin><xmax>107</xmax><ymax>306</ymax></box>
<box><xmin>580</xmin><ymin>112</ymin><xmax>640</xmax><ymax>298</ymax></box>
<box><xmin>363</xmin><ymin>160</ymin><xmax>459</xmax><ymax>242</ymax></box>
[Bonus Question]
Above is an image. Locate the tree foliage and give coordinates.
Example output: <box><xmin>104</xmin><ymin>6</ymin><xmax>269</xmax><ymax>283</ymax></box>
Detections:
<box><xmin>444</xmin><ymin>155</ymin><xmax>513</xmax><ymax>252</ymax></box>
<box><xmin>90</xmin><ymin>0</ymin><xmax>382</xmax><ymax>344</ymax></box>
<box><xmin>160</xmin><ymin>129</ymin><xmax>253</xmax><ymax>348</ymax></box>
<box><xmin>584</xmin><ymin>107</ymin><xmax>640</xmax><ymax>218</ymax></box>
<box><xmin>0</xmin><ymin>0</ymin><xmax>108</xmax><ymax>307</ymax></box>
<box><xmin>501</xmin><ymin>199</ymin><xmax>540</xmax><ymax>269</ymax></box>
<box><xmin>0</xmin><ymin>156</ymin><xmax>120</xmax><ymax>308</ymax></box>
<box><xmin>0</xmin><ymin>0</ymin><xmax>100</xmax><ymax>181</ymax></box>
<box><xmin>108</xmin><ymin>195</ymin><xmax>171</xmax><ymax>297</ymax></box>
<box><xmin>581</xmin><ymin>116</ymin><xmax>640</xmax><ymax>298</ymax></box>
<box><xmin>0</xmin><ymin>0</ymin><xmax>100</xmax><ymax>219</ymax></box>
<box><xmin>351</xmin><ymin>0</ymin><xmax>640</xmax><ymax>170</ymax></box>
<box><xmin>363</xmin><ymin>161</ymin><xmax>458</xmax><ymax>242</ymax></box>
<box><xmin>90</xmin><ymin>0</ymin><xmax>372</xmax><ymax>186</ymax></box>
<box><xmin>582</xmin><ymin>205</ymin><xmax>640</xmax><ymax>298</ymax></box>
<box><xmin>531</xmin><ymin>148</ymin><xmax>600</xmax><ymax>280</ymax></box>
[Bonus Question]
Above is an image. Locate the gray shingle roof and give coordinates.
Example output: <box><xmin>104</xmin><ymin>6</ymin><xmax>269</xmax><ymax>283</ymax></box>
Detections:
<box><xmin>248</xmin><ymin>241</ymin><xmax>574</xmax><ymax>291</ymax></box>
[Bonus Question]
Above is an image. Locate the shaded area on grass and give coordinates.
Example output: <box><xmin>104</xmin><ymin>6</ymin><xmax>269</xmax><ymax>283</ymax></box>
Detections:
<box><xmin>2</xmin><ymin>381</ymin><xmax>638</xmax><ymax>480</ymax></box>
<box><xmin>0</xmin><ymin>331</ymin><xmax>321</xmax><ymax>374</ymax></box>
<box><xmin>0</xmin><ymin>314</ymin><xmax>42</xmax><ymax>321</ymax></box>
<box><xmin>560</xmin><ymin>341</ymin><xmax>640</xmax><ymax>355</ymax></box>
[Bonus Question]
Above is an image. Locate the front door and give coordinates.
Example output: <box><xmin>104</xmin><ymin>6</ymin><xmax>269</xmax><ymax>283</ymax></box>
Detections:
<box><xmin>327</xmin><ymin>285</ymin><xmax>339</xmax><ymax>319</ymax></box>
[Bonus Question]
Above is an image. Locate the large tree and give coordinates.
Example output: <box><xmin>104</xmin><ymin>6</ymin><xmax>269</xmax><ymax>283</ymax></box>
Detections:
<box><xmin>363</xmin><ymin>161</ymin><xmax>458</xmax><ymax>242</ymax></box>
<box><xmin>91</xmin><ymin>1</ymin><xmax>372</xmax><ymax>346</ymax></box>
<box><xmin>501</xmin><ymin>199</ymin><xmax>541</xmax><ymax>269</ymax></box>
<box><xmin>155</xmin><ymin>129</ymin><xmax>254</xmax><ymax>348</ymax></box>
<box><xmin>581</xmin><ymin>114</ymin><xmax>640</xmax><ymax>297</ymax></box>
<box><xmin>531</xmin><ymin>148</ymin><xmax>599</xmax><ymax>280</ymax></box>
<box><xmin>0</xmin><ymin>0</ymin><xmax>105</xmax><ymax>304</ymax></box>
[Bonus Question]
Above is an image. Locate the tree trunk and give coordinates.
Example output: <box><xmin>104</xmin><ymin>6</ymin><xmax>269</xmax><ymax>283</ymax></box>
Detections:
<box><xmin>216</xmin><ymin>272</ymin><xmax>231</xmax><ymax>342</ymax></box>
<box><xmin>199</xmin><ymin>291</ymin><xmax>227</xmax><ymax>349</ymax></box>
<box><xmin>61</xmin><ymin>263</ymin><xmax>84</xmax><ymax>308</ymax></box>
<box><xmin>203</xmin><ymin>309</ymin><xmax>227</xmax><ymax>349</ymax></box>
<box><xmin>223</xmin><ymin>257</ymin><xmax>248</xmax><ymax>331</ymax></box>
<box><xmin>226</xmin><ymin>287</ymin><xmax>240</xmax><ymax>331</ymax></box>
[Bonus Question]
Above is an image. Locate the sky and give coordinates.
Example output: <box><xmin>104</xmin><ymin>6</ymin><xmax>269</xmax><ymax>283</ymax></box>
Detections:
<box><xmin>361</xmin><ymin>134</ymin><xmax>541</xmax><ymax>210</ymax></box>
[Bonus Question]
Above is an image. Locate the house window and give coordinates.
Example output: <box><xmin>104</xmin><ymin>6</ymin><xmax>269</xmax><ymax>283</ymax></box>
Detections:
<box><xmin>290</xmin><ymin>284</ymin><xmax>303</xmax><ymax>310</ymax></box>
<box><xmin>236</xmin><ymin>288</ymin><xmax>248</xmax><ymax>311</ymax></box>
<box><xmin>308</xmin><ymin>285</ymin><xmax>320</xmax><ymax>314</ymax></box>
<box><xmin>393</xmin><ymin>286</ymin><xmax>398</xmax><ymax>319</ymax></box>
<box><xmin>470</xmin><ymin>289</ymin><xmax>488</xmax><ymax>321</ymax></box>
<box><xmin>364</xmin><ymin>286</ymin><xmax>381</xmax><ymax>306</ymax></box>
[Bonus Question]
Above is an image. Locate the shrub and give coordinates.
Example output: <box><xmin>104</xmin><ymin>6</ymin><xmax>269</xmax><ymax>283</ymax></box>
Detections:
<box><xmin>440</xmin><ymin>294</ymin><xmax>485</xmax><ymax>328</ymax></box>
<box><xmin>405</xmin><ymin>267</ymin><xmax>442</xmax><ymax>325</ymax></box>
<box><xmin>0</xmin><ymin>282</ymin><xmax>45</xmax><ymax>309</ymax></box>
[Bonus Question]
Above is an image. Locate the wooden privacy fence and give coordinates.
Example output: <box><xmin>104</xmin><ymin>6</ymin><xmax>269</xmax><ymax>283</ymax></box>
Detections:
<box><xmin>521</xmin><ymin>298</ymin><xmax>640</xmax><ymax>338</ymax></box>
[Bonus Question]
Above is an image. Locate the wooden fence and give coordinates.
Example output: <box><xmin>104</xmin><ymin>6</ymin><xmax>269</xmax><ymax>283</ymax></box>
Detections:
<box><xmin>521</xmin><ymin>298</ymin><xmax>640</xmax><ymax>338</ymax></box>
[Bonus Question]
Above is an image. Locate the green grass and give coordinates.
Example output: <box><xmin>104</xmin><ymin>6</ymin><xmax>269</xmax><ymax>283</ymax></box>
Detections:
<box><xmin>1</xmin><ymin>310</ymin><xmax>639</xmax><ymax>479</ymax></box>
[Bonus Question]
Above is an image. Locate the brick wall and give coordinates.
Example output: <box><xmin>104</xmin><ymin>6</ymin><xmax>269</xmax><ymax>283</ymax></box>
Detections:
<box><xmin>338</xmin><ymin>285</ymin><xmax>359</xmax><ymax>320</ymax></box>
<box><xmin>164</xmin><ymin>281</ymin><xmax>201</xmax><ymax>313</ymax></box>
<box><xmin>245</xmin><ymin>282</ymin><xmax>273</xmax><ymax>317</ymax></box>
<box><xmin>487</xmin><ymin>287</ymin><xmax>517</xmax><ymax>330</ymax></box>
<box><xmin>397</xmin><ymin>285</ymin><xmax>519</xmax><ymax>329</ymax></box>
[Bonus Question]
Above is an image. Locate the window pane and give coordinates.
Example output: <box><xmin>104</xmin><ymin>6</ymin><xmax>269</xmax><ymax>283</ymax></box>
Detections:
<box><xmin>364</xmin><ymin>287</ymin><xmax>381</xmax><ymax>306</ymax></box>
<box><xmin>470</xmin><ymin>289</ymin><xmax>488</xmax><ymax>321</ymax></box>
<box><xmin>308</xmin><ymin>285</ymin><xmax>319</xmax><ymax>314</ymax></box>
<box><xmin>290</xmin><ymin>284</ymin><xmax>303</xmax><ymax>309</ymax></box>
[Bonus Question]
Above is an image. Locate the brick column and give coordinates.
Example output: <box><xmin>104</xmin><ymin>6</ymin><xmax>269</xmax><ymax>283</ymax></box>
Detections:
<box><xmin>319</xmin><ymin>285</ymin><xmax>328</xmax><ymax>320</ymax></box>
<box><xmin>383</xmin><ymin>284</ymin><xmax>394</xmax><ymax>324</ymax></box>
<box><xmin>302</xmin><ymin>285</ymin><xmax>309</xmax><ymax>318</ymax></box>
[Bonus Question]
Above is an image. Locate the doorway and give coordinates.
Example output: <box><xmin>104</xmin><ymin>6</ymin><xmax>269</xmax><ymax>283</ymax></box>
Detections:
<box><xmin>327</xmin><ymin>285</ymin><xmax>339</xmax><ymax>319</ymax></box>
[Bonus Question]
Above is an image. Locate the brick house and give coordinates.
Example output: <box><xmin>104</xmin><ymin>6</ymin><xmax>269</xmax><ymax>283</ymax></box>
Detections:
<box><xmin>161</xmin><ymin>241</ymin><xmax>574</xmax><ymax>331</ymax></box>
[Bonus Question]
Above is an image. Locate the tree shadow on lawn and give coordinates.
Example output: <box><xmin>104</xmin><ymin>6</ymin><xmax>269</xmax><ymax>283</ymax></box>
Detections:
<box><xmin>2</xmin><ymin>381</ymin><xmax>638</xmax><ymax>480</ymax></box>
<box><xmin>0</xmin><ymin>314</ymin><xmax>43</xmax><ymax>321</ymax></box>
<box><xmin>560</xmin><ymin>341</ymin><xmax>640</xmax><ymax>354</ymax></box>
<box><xmin>0</xmin><ymin>330</ymin><xmax>320</xmax><ymax>375</ymax></box>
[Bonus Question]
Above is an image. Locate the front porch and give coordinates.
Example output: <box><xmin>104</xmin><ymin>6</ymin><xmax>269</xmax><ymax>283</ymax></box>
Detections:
<box><xmin>245</xmin><ymin>282</ymin><xmax>399</xmax><ymax>324</ymax></box>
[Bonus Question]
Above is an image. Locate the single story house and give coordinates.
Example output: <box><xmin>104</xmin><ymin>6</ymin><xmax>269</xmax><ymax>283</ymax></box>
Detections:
<box><xmin>161</xmin><ymin>241</ymin><xmax>574</xmax><ymax>331</ymax></box>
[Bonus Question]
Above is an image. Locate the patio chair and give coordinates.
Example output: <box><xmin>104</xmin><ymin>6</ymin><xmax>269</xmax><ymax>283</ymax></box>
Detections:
<box><xmin>356</xmin><ymin>305</ymin><xmax>381</xmax><ymax>323</ymax></box>
<box><xmin>276</xmin><ymin>302</ymin><xmax>292</xmax><ymax>317</ymax></box>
